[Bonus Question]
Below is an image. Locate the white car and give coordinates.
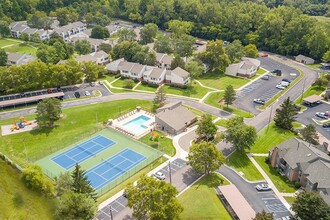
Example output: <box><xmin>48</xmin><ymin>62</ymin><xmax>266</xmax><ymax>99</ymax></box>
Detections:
<box><xmin>256</xmin><ymin>184</ymin><xmax>271</xmax><ymax>191</ymax></box>
<box><xmin>154</xmin><ymin>171</ymin><xmax>166</xmax><ymax>180</ymax></box>
<box><xmin>316</xmin><ymin>112</ymin><xmax>328</xmax><ymax>119</ymax></box>
<box><xmin>276</xmin><ymin>84</ymin><xmax>285</xmax><ymax>90</ymax></box>
<box><xmin>253</xmin><ymin>99</ymin><xmax>265</xmax><ymax>105</ymax></box>
<box><xmin>84</xmin><ymin>91</ymin><xmax>91</xmax><ymax>96</ymax></box>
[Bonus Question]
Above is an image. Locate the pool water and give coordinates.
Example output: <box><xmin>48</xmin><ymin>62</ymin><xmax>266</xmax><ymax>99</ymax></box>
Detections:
<box><xmin>123</xmin><ymin>115</ymin><xmax>151</xmax><ymax>135</ymax></box>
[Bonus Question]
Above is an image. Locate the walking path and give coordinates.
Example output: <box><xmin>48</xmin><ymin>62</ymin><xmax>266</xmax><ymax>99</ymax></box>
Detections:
<box><xmin>246</xmin><ymin>153</ymin><xmax>293</xmax><ymax>213</ymax></box>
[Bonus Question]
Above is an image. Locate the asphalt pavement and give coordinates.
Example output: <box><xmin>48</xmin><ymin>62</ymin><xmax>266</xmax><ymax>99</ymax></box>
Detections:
<box><xmin>233</xmin><ymin>57</ymin><xmax>299</xmax><ymax>115</ymax></box>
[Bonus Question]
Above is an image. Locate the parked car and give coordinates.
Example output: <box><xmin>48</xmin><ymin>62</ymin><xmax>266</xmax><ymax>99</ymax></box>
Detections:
<box><xmin>99</xmin><ymin>81</ymin><xmax>104</xmax><ymax>85</ymax></box>
<box><xmin>47</xmin><ymin>88</ymin><xmax>53</xmax><ymax>93</ymax></box>
<box><xmin>74</xmin><ymin>92</ymin><xmax>80</xmax><ymax>98</ymax></box>
<box><xmin>322</xmin><ymin>123</ymin><xmax>330</xmax><ymax>128</ymax></box>
<box><xmin>154</xmin><ymin>171</ymin><xmax>166</xmax><ymax>180</ymax></box>
<box><xmin>260</xmin><ymin>53</ymin><xmax>269</xmax><ymax>57</ymax></box>
<box><xmin>256</xmin><ymin>184</ymin><xmax>271</xmax><ymax>191</ymax></box>
<box><xmin>253</xmin><ymin>99</ymin><xmax>265</xmax><ymax>105</ymax></box>
<box><xmin>282</xmin><ymin>78</ymin><xmax>292</xmax><ymax>83</ymax></box>
<box><xmin>276</xmin><ymin>84</ymin><xmax>285</xmax><ymax>90</ymax></box>
<box><xmin>272</xmin><ymin>69</ymin><xmax>282</xmax><ymax>76</ymax></box>
<box><xmin>316</xmin><ymin>112</ymin><xmax>328</xmax><ymax>119</ymax></box>
<box><xmin>90</xmin><ymin>82</ymin><xmax>95</xmax><ymax>87</ymax></box>
<box><xmin>261</xmin><ymin>75</ymin><xmax>270</xmax><ymax>80</ymax></box>
<box><xmin>84</xmin><ymin>91</ymin><xmax>91</xmax><ymax>96</ymax></box>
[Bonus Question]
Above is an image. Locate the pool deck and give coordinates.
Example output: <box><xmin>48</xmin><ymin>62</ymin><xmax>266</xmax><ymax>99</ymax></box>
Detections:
<box><xmin>111</xmin><ymin>109</ymin><xmax>155</xmax><ymax>139</ymax></box>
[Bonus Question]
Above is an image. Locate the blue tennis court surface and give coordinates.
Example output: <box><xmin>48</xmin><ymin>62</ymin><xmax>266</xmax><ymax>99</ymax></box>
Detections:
<box><xmin>51</xmin><ymin>135</ymin><xmax>115</xmax><ymax>169</ymax></box>
<box><xmin>86</xmin><ymin>148</ymin><xmax>146</xmax><ymax>189</ymax></box>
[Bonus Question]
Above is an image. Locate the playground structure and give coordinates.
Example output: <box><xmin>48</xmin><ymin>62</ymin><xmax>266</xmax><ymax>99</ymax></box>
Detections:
<box><xmin>11</xmin><ymin>116</ymin><xmax>33</xmax><ymax>132</ymax></box>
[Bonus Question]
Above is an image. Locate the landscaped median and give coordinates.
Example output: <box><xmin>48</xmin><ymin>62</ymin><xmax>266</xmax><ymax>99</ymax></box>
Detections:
<box><xmin>261</xmin><ymin>69</ymin><xmax>305</xmax><ymax>109</ymax></box>
<box><xmin>178</xmin><ymin>173</ymin><xmax>232</xmax><ymax>220</ymax></box>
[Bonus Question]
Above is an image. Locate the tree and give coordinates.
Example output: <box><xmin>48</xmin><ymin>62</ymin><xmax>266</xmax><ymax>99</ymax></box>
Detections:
<box><xmin>117</xmin><ymin>28</ymin><xmax>137</xmax><ymax>42</ymax></box>
<box><xmin>196</xmin><ymin>114</ymin><xmax>217</xmax><ymax>141</ymax></box>
<box><xmin>91</xmin><ymin>25</ymin><xmax>110</xmax><ymax>39</ymax></box>
<box><xmin>125</xmin><ymin>175</ymin><xmax>183</xmax><ymax>220</ymax></box>
<box><xmin>168</xmin><ymin>20</ymin><xmax>194</xmax><ymax>38</ymax></box>
<box><xmin>123</xmin><ymin>79</ymin><xmax>135</xmax><ymax>89</ymax></box>
<box><xmin>274</xmin><ymin>97</ymin><xmax>297</xmax><ymax>130</ymax></box>
<box><xmin>300</xmin><ymin>124</ymin><xmax>319</xmax><ymax>145</ymax></box>
<box><xmin>322</xmin><ymin>50</ymin><xmax>330</xmax><ymax>63</ymax></box>
<box><xmin>55</xmin><ymin>192</ymin><xmax>97</xmax><ymax>220</ymax></box>
<box><xmin>198</xmin><ymin>40</ymin><xmax>230</xmax><ymax>71</ymax></box>
<box><xmin>35</xmin><ymin>98</ymin><xmax>62</xmax><ymax>128</ymax></box>
<box><xmin>154</xmin><ymin>33</ymin><xmax>173</xmax><ymax>54</ymax></box>
<box><xmin>173</xmin><ymin>34</ymin><xmax>196</xmax><ymax>57</ymax></box>
<box><xmin>153</xmin><ymin>86</ymin><xmax>166</xmax><ymax>107</ymax></box>
<box><xmin>224</xmin><ymin>116</ymin><xmax>257</xmax><ymax>151</ymax></box>
<box><xmin>186</xmin><ymin>61</ymin><xmax>203</xmax><ymax>82</ymax></box>
<box><xmin>30</xmin><ymin>33</ymin><xmax>41</xmax><ymax>43</ymax></box>
<box><xmin>74</xmin><ymin>40</ymin><xmax>92</xmax><ymax>55</ymax></box>
<box><xmin>140</xmin><ymin>23</ymin><xmax>158</xmax><ymax>44</ymax></box>
<box><xmin>56</xmin><ymin>8</ymin><xmax>78</xmax><ymax>26</ymax></box>
<box><xmin>292</xmin><ymin>191</ymin><xmax>330</xmax><ymax>220</ymax></box>
<box><xmin>0</xmin><ymin>49</ymin><xmax>7</xmax><ymax>66</ymax></box>
<box><xmin>55</xmin><ymin>172</ymin><xmax>73</xmax><ymax>197</ymax></box>
<box><xmin>245</xmin><ymin>44</ymin><xmax>259</xmax><ymax>58</ymax></box>
<box><xmin>170</xmin><ymin>55</ymin><xmax>185</xmax><ymax>70</ymax></box>
<box><xmin>98</xmin><ymin>43</ymin><xmax>112</xmax><ymax>54</ymax></box>
<box><xmin>71</xmin><ymin>164</ymin><xmax>96</xmax><ymax>200</ymax></box>
<box><xmin>253</xmin><ymin>210</ymin><xmax>274</xmax><ymax>220</ymax></box>
<box><xmin>225</xmin><ymin>40</ymin><xmax>245</xmax><ymax>63</ymax></box>
<box><xmin>21</xmin><ymin>164</ymin><xmax>54</xmax><ymax>197</ymax></box>
<box><xmin>0</xmin><ymin>20</ymin><xmax>10</xmax><ymax>37</ymax></box>
<box><xmin>20</xmin><ymin>32</ymin><xmax>29</xmax><ymax>42</ymax></box>
<box><xmin>37</xmin><ymin>45</ymin><xmax>61</xmax><ymax>64</ymax></box>
<box><xmin>223</xmin><ymin>85</ymin><xmax>236</xmax><ymax>108</ymax></box>
<box><xmin>81</xmin><ymin>61</ymin><xmax>106</xmax><ymax>82</ymax></box>
<box><xmin>187</xmin><ymin>141</ymin><xmax>226</xmax><ymax>175</ymax></box>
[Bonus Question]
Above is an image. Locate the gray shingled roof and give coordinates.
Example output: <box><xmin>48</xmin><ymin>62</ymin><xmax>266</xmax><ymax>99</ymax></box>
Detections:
<box><xmin>304</xmin><ymin>160</ymin><xmax>330</xmax><ymax>188</ymax></box>
<box><xmin>118</xmin><ymin>61</ymin><xmax>135</xmax><ymax>72</ymax></box>
<box><xmin>130</xmin><ymin>63</ymin><xmax>145</xmax><ymax>74</ymax></box>
<box><xmin>156</xmin><ymin>105</ymin><xmax>196</xmax><ymax>131</ymax></box>
<box><xmin>149</xmin><ymin>68</ymin><xmax>164</xmax><ymax>78</ymax></box>
<box><xmin>172</xmin><ymin>67</ymin><xmax>189</xmax><ymax>78</ymax></box>
<box><xmin>156</xmin><ymin>53</ymin><xmax>173</xmax><ymax>65</ymax></box>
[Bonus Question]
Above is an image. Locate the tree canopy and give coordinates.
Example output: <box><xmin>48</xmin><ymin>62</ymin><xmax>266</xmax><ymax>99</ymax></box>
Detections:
<box><xmin>198</xmin><ymin>40</ymin><xmax>230</xmax><ymax>71</ymax></box>
<box><xmin>35</xmin><ymin>98</ymin><xmax>62</xmax><ymax>128</ymax></box>
<box><xmin>0</xmin><ymin>48</ymin><xmax>7</xmax><ymax>66</ymax></box>
<box><xmin>196</xmin><ymin>114</ymin><xmax>218</xmax><ymax>141</ymax></box>
<box><xmin>91</xmin><ymin>25</ymin><xmax>110</xmax><ymax>39</ymax></box>
<box><xmin>223</xmin><ymin>85</ymin><xmax>236</xmax><ymax>108</ymax></box>
<box><xmin>274</xmin><ymin>97</ymin><xmax>297</xmax><ymax>130</ymax></box>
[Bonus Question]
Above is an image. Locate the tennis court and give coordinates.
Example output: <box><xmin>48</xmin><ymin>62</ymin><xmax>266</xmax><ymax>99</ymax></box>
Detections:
<box><xmin>51</xmin><ymin>135</ymin><xmax>115</xmax><ymax>169</ymax></box>
<box><xmin>86</xmin><ymin>148</ymin><xmax>146</xmax><ymax>189</ymax></box>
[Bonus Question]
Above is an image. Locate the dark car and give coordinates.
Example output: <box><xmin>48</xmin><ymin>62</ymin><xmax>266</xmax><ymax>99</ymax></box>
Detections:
<box><xmin>271</xmin><ymin>69</ymin><xmax>282</xmax><ymax>76</ymax></box>
<box><xmin>282</xmin><ymin>78</ymin><xmax>291</xmax><ymax>83</ymax></box>
<box><xmin>74</xmin><ymin>92</ymin><xmax>80</xmax><ymax>98</ymax></box>
<box><xmin>323</xmin><ymin>123</ymin><xmax>330</xmax><ymax>128</ymax></box>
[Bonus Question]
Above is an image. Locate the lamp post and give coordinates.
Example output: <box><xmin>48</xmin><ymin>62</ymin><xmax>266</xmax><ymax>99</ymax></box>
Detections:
<box><xmin>109</xmin><ymin>205</ymin><xmax>113</xmax><ymax>220</ymax></box>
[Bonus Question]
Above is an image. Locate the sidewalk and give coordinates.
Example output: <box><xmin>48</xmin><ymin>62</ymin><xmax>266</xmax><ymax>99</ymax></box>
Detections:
<box><xmin>247</xmin><ymin>153</ymin><xmax>293</xmax><ymax>214</ymax></box>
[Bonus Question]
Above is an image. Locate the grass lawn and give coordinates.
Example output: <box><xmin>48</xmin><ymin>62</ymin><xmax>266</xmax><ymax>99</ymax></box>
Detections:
<box><xmin>204</xmin><ymin>92</ymin><xmax>254</xmax><ymax>118</ymax></box>
<box><xmin>97</xmin><ymin>156</ymin><xmax>167</xmax><ymax>204</ymax></box>
<box><xmin>0</xmin><ymin>159</ymin><xmax>55</xmax><ymax>219</ymax></box>
<box><xmin>250</xmin><ymin>122</ymin><xmax>296</xmax><ymax>153</ymax></box>
<box><xmin>198</xmin><ymin>70</ymin><xmax>249</xmax><ymax>90</ymax></box>
<box><xmin>139</xmin><ymin>131</ymin><xmax>175</xmax><ymax>156</ymax></box>
<box><xmin>226</xmin><ymin>151</ymin><xmax>264</xmax><ymax>181</ymax></box>
<box><xmin>250</xmin><ymin>68</ymin><xmax>267</xmax><ymax>80</ymax></box>
<box><xmin>163</xmin><ymin>81</ymin><xmax>212</xmax><ymax>99</ymax></box>
<box><xmin>178</xmin><ymin>173</ymin><xmax>232</xmax><ymax>220</ymax></box>
<box><xmin>215</xmin><ymin>119</ymin><xmax>229</xmax><ymax>128</ymax></box>
<box><xmin>254</xmin><ymin>156</ymin><xmax>297</xmax><ymax>193</ymax></box>
<box><xmin>306</xmin><ymin>64</ymin><xmax>321</xmax><ymax>70</ymax></box>
<box><xmin>0</xmin><ymin>38</ymin><xmax>21</xmax><ymax>48</ymax></box>
<box><xmin>295</xmin><ymin>84</ymin><xmax>326</xmax><ymax>105</ymax></box>
<box><xmin>5</xmin><ymin>43</ymin><xmax>37</xmax><ymax>56</ymax></box>
<box><xmin>100</xmin><ymin>74</ymin><xmax>117</xmax><ymax>84</ymax></box>
<box><xmin>135</xmin><ymin>83</ymin><xmax>158</xmax><ymax>92</ymax></box>
<box><xmin>284</xmin><ymin>196</ymin><xmax>296</xmax><ymax>205</ymax></box>
<box><xmin>0</xmin><ymin>99</ymin><xmax>153</xmax><ymax>166</ymax></box>
<box><xmin>111</xmin><ymin>78</ymin><xmax>138</xmax><ymax>89</ymax></box>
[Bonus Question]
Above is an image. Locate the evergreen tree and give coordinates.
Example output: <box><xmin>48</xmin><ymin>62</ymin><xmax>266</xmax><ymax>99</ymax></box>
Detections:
<box><xmin>153</xmin><ymin>86</ymin><xmax>166</xmax><ymax>107</ymax></box>
<box><xmin>71</xmin><ymin>164</ymin><xmax>96</xmax><ymax>200</ymax></box>
<box><xmin>0</xmin><ymin>48</ymin><xmax>7</xmax><ymax>66</ymax></box>
<box><xmin>300</xmin><ymin>124</ymin><xmax>319</xmax><ymax>145</ymax></box>
<box><xmin>223</xmin><ymin>85</ymin><xmax>236</xmax><ymax>108</ymax></box>
<box><xmin>274</xmin><ymin>97</ymin><xmax>297</xmax><ymax>130</ymax></box>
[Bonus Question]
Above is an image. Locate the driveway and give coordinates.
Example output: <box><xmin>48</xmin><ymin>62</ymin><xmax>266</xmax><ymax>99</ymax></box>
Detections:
<box><xmin>94</xmin><ymin>158</ymin><xmax>201</xmax><ymax>220</ymax></box>
<box><xmin>218</xmin><ymin>165</ymin><xmax>291</xmax><ymax>219</ymax></box>
<box><xmin>233</xmin><ymin>57</ymin><xmax>299</xmax><ymax>115</ymax></box>
<box><xmin>296</xmin><ymin>101</ymin><xmax>330</xmax><ymax>140</ymax></box>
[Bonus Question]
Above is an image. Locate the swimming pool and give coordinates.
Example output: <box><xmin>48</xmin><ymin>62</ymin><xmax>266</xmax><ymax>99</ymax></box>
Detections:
<box><xmin>123</xmin><ymin>115</ymin><xmax>151</xmax><ymax>135</ymax></box>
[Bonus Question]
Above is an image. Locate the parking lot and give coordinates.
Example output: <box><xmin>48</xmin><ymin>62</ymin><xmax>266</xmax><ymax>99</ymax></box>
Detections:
<box><xmin>296</xmin><ymin>101</ymin><xmax>330</xmax><ymax>140</ymax></box>
<box><xmin>94</xmin><ymin>158</ymin><xmax>190</xmax><ymax>220</ymax></box>
<box><xmin>0</xmin><ymin>83</ymin><xmax>111</xmax><ymax>110</ymax></box>
<box><xmin>233</xmin><ymin>57</ymin><xmax>299</xmax><ymax>115</ymax></box>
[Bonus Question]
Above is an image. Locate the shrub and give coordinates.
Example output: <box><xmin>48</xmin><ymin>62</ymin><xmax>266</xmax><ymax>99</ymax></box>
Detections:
<box><xmin>265</xmin><ymin>157</ymin><xmax>270</xmax><ymax>164</ymax></box>
<box><xmin>294</xmin><ymin>181</ymin><xmax>302</xmax><ymax>189</ymax></box>
<box><xmin>123</xmin><ymin>79</ymin><xmax>135</xmax><ymax>89</ymax></box>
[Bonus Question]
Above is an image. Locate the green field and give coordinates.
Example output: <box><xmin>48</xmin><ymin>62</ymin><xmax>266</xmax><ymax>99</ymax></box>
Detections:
<box><xmin>284</xmin><ymin>196</ymin><xmax>296</xmax><ymax>205</ymax></box>
<box><xmin>250</xmin><ymin>122</ymin><xmax>296</xmax><ymax>153</ymax></box>
<box><xmin>163</xmin><ymin>81</ymin><xmax>212</xmax><ymax>99</ymax></box>
<box><xmin>254</xmin><ymin>156</ymin><xmax>297</xmax><ymax>193</ymax></box>
<box><xmin>135</xmin><ymin>83</ymin><xmax>158</xmax><ymax>92</ymax></box>
<box><xmin>111</xmin><ymin>78</ymin><xmax>138</xmax><ymax>89</ymax></box>
<box><xmin>139</xmin><ymin>131</ymin><xmax>175</xmax><ymax>156</ymax></box>
<box><xmin>0</xmin><ymin>159</ymin><xmax>55</xmax><ymax>220</ymax></box>
<box><xmin>0</xmin><ymin>38</ymin><xmax>22</xmax><ymax>48</ymax></box>
<box><xmin>178</xmin><ymin>173</ymin><xmax>232</xmax><ymax>220</ymax></box>
<box><xmin>227</xmin><ymin>151</ymin><xmax>264</xmax><ymax>181</ymax></box>
<box><xmin>215</xmin><ymin>118</ymin><xmax>229</xmax><ymax>128</ymax></box>
<box><xmin>0</xmin><ymin>100</ymin><xmax>152</xmax><ymax>167</ymax></box>
<box><xmin>198</xmin><ymin>70</ymin><xmax>249</xmax><ymax>90</ymax></box>
<box><xmin>5</xmin><ymin>44</ymin><xmax>37</xmax><ymax>56</ymax></box>
<box><xmin>204</xmin><ymin>91</ymin><xmax>224</xmax><ymax>108</ymax></box>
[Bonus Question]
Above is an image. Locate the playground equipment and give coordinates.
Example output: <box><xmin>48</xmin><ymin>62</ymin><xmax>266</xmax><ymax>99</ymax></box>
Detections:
<box><xmin>10</xmin><ymin>116</ymin><xmax>32</xmax><ymax>132</ymax></box>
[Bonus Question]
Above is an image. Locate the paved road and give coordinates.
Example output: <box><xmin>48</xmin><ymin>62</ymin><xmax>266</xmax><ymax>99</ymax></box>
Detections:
<box><xmin>218</xmin><ymin>165</ymin><xmax>291</xmax><ymax>219</ymax></box>
<box><xmin>296</xmin><ymin>101</ymin><xmax>330</xmax><ymax>140</ymax></box>
<box><xmin>234</xmin><ymin>57</ymin><xmax>299</xmax><ymax>115</ymax></box>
